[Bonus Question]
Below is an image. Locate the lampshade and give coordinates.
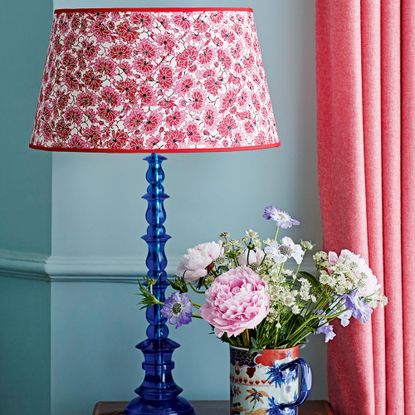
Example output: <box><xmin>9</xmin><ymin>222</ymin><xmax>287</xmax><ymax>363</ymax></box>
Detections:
<box><xmin>30</xmin><ymin>7</ymin><xmax>280</xmax><ymax>153</ymax></box>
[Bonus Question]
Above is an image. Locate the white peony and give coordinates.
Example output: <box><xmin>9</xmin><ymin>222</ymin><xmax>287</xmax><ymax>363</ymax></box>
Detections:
<box><xmin>177</xmin><ymin>241</ymin><xmax>223</xmax><ymax>282</ymax></box>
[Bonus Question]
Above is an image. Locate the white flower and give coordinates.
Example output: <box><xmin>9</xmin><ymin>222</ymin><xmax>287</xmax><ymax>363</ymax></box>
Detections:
<box><xmin>299</xmin><ymin>278</ymin><xmax>312</xmax><ymax>301</ymax></box>
<box><xmin>292</xmin><ymin>304</ymin><xmax>301</xmax><ymax>315</ymax></box>
<box><xmin>301</xmin><ymin>240</ymin><xmax>314</xmax><ymax>251</ymax></box>
<box><xmin>177</xmin><ymin>241</ymin><xmax>223</xmax><ymax>282</ymax></box>
<box><xmin>265</xmin><ymin>237</ymin><xmax>304</xmax><ymax>265</ymax></box>
<box><xmin>337</xmin><ymin>249</ymin><xmax>380</xmax><ymax>297</ymax></box>
<box><xmin>238</xmin><ymin>248</ymin><xmax>265</xmax><ymax>266</ymax></box>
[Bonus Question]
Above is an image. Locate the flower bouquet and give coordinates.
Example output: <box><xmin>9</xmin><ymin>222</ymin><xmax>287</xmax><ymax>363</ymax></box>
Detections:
<box><xmin>139</xmin><ymin>206</ymin><xmax>387</xmax><ymax>415</ymax></box>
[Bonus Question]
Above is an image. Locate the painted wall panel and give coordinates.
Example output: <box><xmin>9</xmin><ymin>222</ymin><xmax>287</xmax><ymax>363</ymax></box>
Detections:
<box><xmin>0</xmin><ymin>0</ymin><xmax>53</xmax><ymax>255</ymax></box>
<box><xmin>0</xmin><ymin>277</ymin><xmax>51</xmax><ymax>415</ymax></box>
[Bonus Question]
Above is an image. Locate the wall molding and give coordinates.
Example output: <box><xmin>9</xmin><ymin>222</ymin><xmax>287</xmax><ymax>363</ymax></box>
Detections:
<box><xmin>0</xmin><ymin>250</ymin><xmax>50</xmax><ymax>282</ymax></box>
<box><xmin>0</xmin><ymin>249</ymin><xmax>315</xmax><ymax>283</ymax></box>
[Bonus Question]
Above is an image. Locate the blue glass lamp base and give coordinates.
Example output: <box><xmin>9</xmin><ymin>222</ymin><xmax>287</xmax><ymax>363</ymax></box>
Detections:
<box><xmin>126</xmin><ymin>154</ymin><xmax>195</xmax><ymax>415</ymax></box>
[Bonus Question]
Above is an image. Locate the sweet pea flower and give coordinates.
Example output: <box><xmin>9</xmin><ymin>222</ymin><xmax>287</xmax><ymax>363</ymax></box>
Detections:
<box><xmin>200</xmin><ymin>266</ymin><xmax>269</xmax><ymax>337</ymax></box>
<box><xmin>177</xmin><ymin>241</ymin><xmax>223</xmax><ymax>282</ymax></box>
<box><xmin>238</xmin><ymin>248</ymin><xmax>265</xmax><ymax>266</ymax></box>
<box><xmin>342</xmin><ymin>289</ymin><xmax>373</xmax><ymax>324</ymax></box>
<box><xmin>263</xmin><ymin>206</ymin><xmax>300</xmax><ymax>229</ymax></box>
<box><xmin>338</xmin><ymin>309</ymin><xmax>353</xmax><ymax>327</ymax></box>
<box><xmin>316</xmin><ymin>322</ymin><xmax>336</xmax><ymax>342</ymax></box>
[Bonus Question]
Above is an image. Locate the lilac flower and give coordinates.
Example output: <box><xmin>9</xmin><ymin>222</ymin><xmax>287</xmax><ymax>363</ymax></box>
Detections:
<box><xmin>342</xmin><ymin>290</ymin><xmax>373</xmax><ymax>324</ymax></box>
<box><xmin>263</xmin><ymin>206</ymin><xmax>300</xmax><ymax>229</ymax></box>
<box><xmin>161</xmin><ymin>292</ymin><xmax>193</xmax><ymax>328</ymax></box>
<box><xmin>338</xmin><ymin>309</ymin><xmax>353</xmax><ymax>327</ymax></box>
<box><xmin>316</xmin><ymin>322</ymin><xmax>336</xmax><ymax>343</ymax></box>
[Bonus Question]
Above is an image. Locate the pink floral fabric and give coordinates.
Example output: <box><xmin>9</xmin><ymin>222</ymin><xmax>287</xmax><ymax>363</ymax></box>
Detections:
<box><xmin>30</xmin><ymin>8</ymin><xmax>280</xmax><ymax>152</ymax></box>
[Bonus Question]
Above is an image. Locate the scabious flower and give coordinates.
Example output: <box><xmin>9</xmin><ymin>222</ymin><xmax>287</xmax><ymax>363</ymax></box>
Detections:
<box><xmin>316</xmin><ymin>322</ymin><xmax>336</xmax><ymax>343</ymax></box>
<box><xmin>177</xmin><ymin>241</ymin><xmax>223</xmax><ymax>282</ymax></box>
<box><xmin>265</xmin><ymin>237</ymin><xmax>304</xmax><ymax>265</ymax></box>
<box><xmin>200</xmin><ymin>266</ymin><xmax>269</xmax><ymax>337</ymax></box>
<box><xmin>161</xmin><ymin>292</ymin><xmax>193</xmax><ymax>328</ymax></box>
<box><xmin>263</xmin><ymin>206</ymin><xmax>300</xmax><ymax>229</ymax></box>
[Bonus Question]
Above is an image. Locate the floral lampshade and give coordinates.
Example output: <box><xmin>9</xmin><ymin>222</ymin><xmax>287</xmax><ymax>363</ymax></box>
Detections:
<box><xmin>30</xmin><ymin>7</ymin><xmax>280</xmax><ymax>153</ymax></box>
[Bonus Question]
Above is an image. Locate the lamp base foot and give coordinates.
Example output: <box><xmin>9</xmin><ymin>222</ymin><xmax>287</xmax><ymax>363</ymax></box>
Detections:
<box><xmin>124</xmin><ymin>397</ymin><xmax>195</xmax><ymax>415</ymax></box>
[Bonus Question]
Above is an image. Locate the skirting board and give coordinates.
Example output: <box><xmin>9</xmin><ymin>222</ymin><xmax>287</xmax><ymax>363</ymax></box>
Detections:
<box><xmin>0</xmin><ymin>249</ymin><xmax>315</xmax><ymax>283</ymax></box>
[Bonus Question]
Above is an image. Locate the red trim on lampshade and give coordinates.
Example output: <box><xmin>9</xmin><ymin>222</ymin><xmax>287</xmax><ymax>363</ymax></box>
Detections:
<box><xmin>54</xmin><ymin>7</ymin><xmax>254</xmax><ymax>15</ymax></box>
<box><xmin>29</xmin><ymin>142</ymin><xmax>280</xmax><ymax>154</ymax></box>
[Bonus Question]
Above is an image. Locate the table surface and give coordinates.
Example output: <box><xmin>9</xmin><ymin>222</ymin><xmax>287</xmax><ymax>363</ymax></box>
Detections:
<box><xmin>93</xmin><ymin>400</ymin><xmax>334</xmax><ymax>415</ymax></box>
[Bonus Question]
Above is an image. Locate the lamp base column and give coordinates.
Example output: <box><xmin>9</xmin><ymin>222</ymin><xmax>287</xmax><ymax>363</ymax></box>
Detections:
<box><xmin>125</xmin><ymin>153</ymin><xmax>195</xmax><ymax>415</ymax></box>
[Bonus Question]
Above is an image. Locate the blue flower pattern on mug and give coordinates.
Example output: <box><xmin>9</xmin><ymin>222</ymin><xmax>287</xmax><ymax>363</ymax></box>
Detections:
<box><xmin>267</xmin><ymin>362</ymin><xmax>298</xmax><ymax>388</ymax></box>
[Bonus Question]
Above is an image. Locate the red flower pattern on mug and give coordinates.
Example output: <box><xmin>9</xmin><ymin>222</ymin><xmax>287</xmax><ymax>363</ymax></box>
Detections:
<box><xmin>31</xmin><ymin>9</ymin><xmax>279</xmax><ymax>151</ymax></box>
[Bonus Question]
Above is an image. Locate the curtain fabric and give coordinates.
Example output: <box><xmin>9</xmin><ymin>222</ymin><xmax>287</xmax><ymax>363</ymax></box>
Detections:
<box><xmin>316</xmin><ymin>1</ymin><xmax>415</xmax><ymax>414</ymax></box>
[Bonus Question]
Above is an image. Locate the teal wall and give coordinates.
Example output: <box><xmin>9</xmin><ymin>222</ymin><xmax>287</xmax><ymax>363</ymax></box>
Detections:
<box><xmin>0</xmin><ymin>0</ymin><xmax>52</xmax><ymax>254</ymax></box>
<box><xmin>0</xmin><ymin>0</ymin><xmax>52</xmax><ymax>414</ymax></box>
<box><xmin>0</xmin><ymin>277</ymin><xmax>51</xmax><ymax>415</ymax></box>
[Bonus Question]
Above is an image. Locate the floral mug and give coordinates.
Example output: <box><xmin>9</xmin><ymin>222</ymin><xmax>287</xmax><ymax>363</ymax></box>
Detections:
<box><xmin>230</xmin><ymin>346</ymin><xmax>312</xmax><ymax>415</ymax></box>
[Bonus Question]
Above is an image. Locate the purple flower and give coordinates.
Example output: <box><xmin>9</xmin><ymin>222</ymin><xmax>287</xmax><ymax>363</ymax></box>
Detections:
<box><xmin>342</xmin><ymin>290</ymin><xmax>373</xmax><ymax>324</ymax></box>
<box><xmin>338</xmin><ymin>309</ymin><xmax>353</xmax><ymax>327</ymax></box>
<box><xmin>161</xmin><ymin>292</ymin><xmax>193</xmax><ymax>328</ymax></box>
<box><xmin>263</xmin><ymin>206</ymin><xmax>300</xmax><ymax>229</ymax></box>
<box><xmin>316</xmin><ymin>322</ymin><xmax>336</xmax><ymax>343</ymax></box>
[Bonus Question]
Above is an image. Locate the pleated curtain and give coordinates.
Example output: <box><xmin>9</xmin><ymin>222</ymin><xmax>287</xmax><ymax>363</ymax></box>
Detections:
<box><xmin>316</xmin><ymin>1</ymin><xmax>415</xmax><ymax>413</ymax></box>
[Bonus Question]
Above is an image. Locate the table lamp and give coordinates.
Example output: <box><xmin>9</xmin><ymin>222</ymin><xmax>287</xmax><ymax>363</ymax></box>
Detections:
<box><xmin>30</xmin><ymin>7</ymin><xmax>279</xmax><ymax>415</ymax></box>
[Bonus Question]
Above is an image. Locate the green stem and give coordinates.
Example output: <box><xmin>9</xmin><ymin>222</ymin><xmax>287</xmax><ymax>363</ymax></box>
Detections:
<box><xmin>274</xmin><ymin>225</ymin><xmax>280</xmax><ymax>241</ymax></box>
<box><xmin>188</xmin><ymin>284</ymin><xmax>206</xmax><ymax>295</ymax></box>
<box><xmin>243</xmin><ymin>329</ymin><xmax>250</xmax><ymax>348</ymax></box>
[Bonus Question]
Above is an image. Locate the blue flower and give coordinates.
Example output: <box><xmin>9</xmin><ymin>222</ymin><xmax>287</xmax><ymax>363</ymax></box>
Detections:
<box><xmin>342</xmin><ymin>289</ymin><xmax>373</xmax><ymax>324</ymax></box>
<box><xmin>267</xmin><ymin>397</ymin><xmax>281</xmax><ymax>414</ymax></box>
<box><xmin>267</xmin><ymin>363</ymin><xmax>285</xmax><ymax>386</ymax></box>
<box><xmin>263</xmin><ymin>206</ymin><xmax>300</xmax><ymax>229</ymax></box>
<box><xmin>161</xmin><ymin>292</ymin><xmax>193</xmax><ymax>328</ymax></box>
<box><xmin>316</xmin><ymin>322</ymin><xmax>336</xmax><ymax>343</ymax></box>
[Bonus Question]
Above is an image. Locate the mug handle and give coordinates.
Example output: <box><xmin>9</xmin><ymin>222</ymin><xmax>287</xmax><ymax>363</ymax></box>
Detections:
<box><xmin>277</xmin><ymin>358</ymin><xmax>312</xmax><ymax>409</ymax></box>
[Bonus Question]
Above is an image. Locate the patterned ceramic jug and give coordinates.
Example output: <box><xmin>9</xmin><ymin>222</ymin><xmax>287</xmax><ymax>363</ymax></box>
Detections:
<box><xmin>230</xmin><ymin>345</ymin><xmax>312</xmax><ymax>415</ymax></box>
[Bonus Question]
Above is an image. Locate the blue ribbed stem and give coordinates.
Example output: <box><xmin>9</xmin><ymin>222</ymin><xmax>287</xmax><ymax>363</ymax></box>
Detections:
<box><xmin>125</xmin><ymin>154</ymin><xmax>194</xmax><ymax>415</ymax></box>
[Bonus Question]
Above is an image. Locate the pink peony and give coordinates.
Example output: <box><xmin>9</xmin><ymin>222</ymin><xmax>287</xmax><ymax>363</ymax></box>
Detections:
<box><xmin>200</xmin><ymin>266</ymin><xmax>269</xmax><ymax>338</ymax></box>
<box><xmin>177</xmin><ymin>241</ymin><xmax>223</xmax><ymax>282</ymax></box>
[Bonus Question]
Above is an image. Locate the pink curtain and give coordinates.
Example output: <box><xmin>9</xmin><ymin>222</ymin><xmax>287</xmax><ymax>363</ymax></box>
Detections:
<box><xmin>316</xmin><ymin>1</ymin><xmax>415</xmax><ymax>414</ymax></box>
